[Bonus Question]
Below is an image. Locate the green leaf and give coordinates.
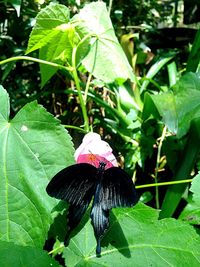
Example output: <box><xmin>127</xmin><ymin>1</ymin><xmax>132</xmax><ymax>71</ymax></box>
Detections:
<box><xmin>143</xmin><ymin>91</ymin><xmax>177</xmax><ymax>133</ymax></box>
<box><xmin>186</xmin><ymin>29</ymin><xmax>200</xmax><ymax>72</ymax></box>
<box><xmin>63</xmin><ymin>203</ymin><xmax>200</xmax><ymax>266</ymax></box>
<box><xmin>26</xmin><ymin>3</ymin><xmax>70</xmax><ymax>54</ymax></box>
<box><xmin>167</xmin><ymin>61</ymin><xmax>178</xmax><ymax>87</ymax></box>
<box><xmin>0</xmin><ymin>241</ymin><xmax>60</xmax><ymax>267</ymax></box>
<box><xmin>175</xmin><ymin>72</ymin><xmax>200</xmax><ymax>91</ymax></box>
<box><xmin>179</xmin><ymin>172</ymin><xmax>200</xmax><ymax>224</ymax></box>
<box><xmin>140</xmin><ymin>55</ymin><xmax>174</xmax><ymax>93</ymax></box>
<box><xmin>39</xmin><ymin>22</ymin><xmax>78</xmax><ymax>86</ymax></box>
<box><xmin>39</xmin><ymin>47</ymin><xmax>58</xmax><ymax>87</ymax></box>
<box><xmin>73</xmin><ymin>2</ymin><xmax>134</xmax><ymax>84</ymax></box>
<box><xmin>0</xmin><ymin>87</ymin><xmax>75</xmax><ymax>247</ymax></box>
<box><xmin>0</xmin><ymin>85</ymin><xmax>9</xmax><ymax>123</ymax></box>
<box><xmin>27</xmin><ymin>3</ymin><xmax>86</xmax><ymax>86</ymax></box>
<box><xmin>143</xmin><ymin>72</ymin><xmax>200</xmax><ymax>138</ymax></box>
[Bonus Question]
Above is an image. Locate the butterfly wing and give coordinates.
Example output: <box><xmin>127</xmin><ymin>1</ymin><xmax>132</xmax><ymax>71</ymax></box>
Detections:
<box><xmin>97</xmin><ymin>167</ymin><xmax>138</xmax><ymax>210</ymax></box>
<box><xmin>90</xmin><ymin>166</ymin><xmax>137</xmax><ymax>255</ymax></box>
<box><xmin>46</xmin><ymin>163</ymin><xmax>97</xmax><ymax>206</ymax></box>
<box><xmin>90</xmin><ymin>205</ymin><xmax>110</xmax><ymax>255</ymax></box>
<box><xmin>64</xmin><ymin>203</ymin><xmax>89</xmax><ymax>246</ymax></box>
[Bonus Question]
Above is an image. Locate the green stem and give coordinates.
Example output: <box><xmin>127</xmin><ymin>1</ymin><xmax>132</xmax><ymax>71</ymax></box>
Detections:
<box><xmin>155</xmin><ymin>126</ymin><xmax>167</xmax><ymax>209</ymax></box>
<box><xmin>108</xmin><ymin>0</ymin><xmax>113</xmax><ymax>15</ymax></box>
<box><xmin>0</xmin><ymin>56</ymin><xmax>73</xmax><ymax>72</ymax></box>
<box><xmin>48</xmin><ymin>243</ymin><xmax>64</xmax><ymax>255</ymax></box>
<box><xmin>139</xmin><ymin>77</ymin><xmax>162</xmax><ymax>91</ymax></box>
<box><xmin>84</xmin><ymin>72</ymin><xmax>93</xmax><ymax>104</ymax></box>
<box><xmin>71</xmin><ymin>47</ymin><xmax>89</xmax><ymax>132</ymax></box>
<box><xmin>63</xmin><ymin>124</ymin><xmax>87</xmax><ymax>133</ymax></box>
<box><xmin>76</xmin><ymin>33</ymin><xmax>95</xmax><ymax>51</ymax></box>
<box><xmin>136</xmin><ymin>179</ymin><xmax>192</xmax><ymax>189</ymax></box>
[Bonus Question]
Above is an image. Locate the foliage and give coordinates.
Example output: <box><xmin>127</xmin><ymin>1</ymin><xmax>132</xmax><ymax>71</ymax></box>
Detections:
<box><xmin>64</xmin><ymin>203</ymin><xmax>200</xmax><ymax>266</ymax></box>
<box><xmin>0</xmin><ymin>240</ymin><xmax>60</xmax><ymax>267</ymax></box>
<box><xmin>1</xmin><ymin>87</ymin><xmax>200</xmax><ymax>265</ymax></box>
<box><xmin>0</xmin><ymin>0</ymin><xmax>200</xmax><ymax>266</ymax></box>
<box><xmin>179</xmin><ymin>172</ymin><xmax>200</xmax><ymax>225</ymax></box>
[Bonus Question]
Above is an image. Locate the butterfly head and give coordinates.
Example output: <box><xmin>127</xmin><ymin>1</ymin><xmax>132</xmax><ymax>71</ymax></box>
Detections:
<box><xmin>98</xmin><ymin>161</ymin><xmax>107</xmax><ymax>171</ymax></box>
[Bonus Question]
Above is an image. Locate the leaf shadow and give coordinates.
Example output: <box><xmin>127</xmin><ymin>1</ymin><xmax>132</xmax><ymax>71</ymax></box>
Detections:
<box><xmin>101</xmin><ymin>211</ymin><xmax>131</xmax><ymax>258</ymax></box>
<box><xmin>48</xmin><ymin>201</ymin><xmax>90</xmax><ymax>243</ymax></box>
<box><xmin>47</xmin><ymin>201</ymin><xmax>68</xmax><ymax>242</ymax></box>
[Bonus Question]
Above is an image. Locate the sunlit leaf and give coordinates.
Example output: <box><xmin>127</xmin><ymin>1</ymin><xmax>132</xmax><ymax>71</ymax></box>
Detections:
<box><xmin>39</xmin><ymin>23</ymin><xmax>77</xmax><ymax>87</ymax></box>
<box><xmin>143</xmin><ymin>72</ymin><xmax>200</xmax><ymax>138</ymax></box>
<box><xmin>26</xmin><ymin>3</ymin><xmax>89</xmax><ymax>86</ymax></box>
<box><xmin>0</xmin><ymin>87</ymin><xmax>75</xmax><ymax>247</ymax></box>
<box><xmin>73</xmin><ymin>2</ymin><xmax>134</xmax><ymax>84</ymax></box>
<box><xmin>26</xmin><ymin>3</ymin><xmax>70</xmax><ymax>54</ymax></box>
<box><xmin>63</xmin><ymin>203</ymin><xmax>200</xmax><ymax>266</ymax></box>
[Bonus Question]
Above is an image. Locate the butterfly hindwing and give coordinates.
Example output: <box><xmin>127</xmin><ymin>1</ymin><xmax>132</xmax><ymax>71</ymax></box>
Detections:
<box><xmin>64</xmin><ymin>203</ymin><xmax>89</xmax><ymax>245</ymax></box>
<box><xmin>98</xmin><ymin>167</ymin><xmax>138</xmax><ymax>210</ymax></box>
<box><xmin>90</xmin><ymin>205</ymin><xmax>110</xmax><ymax>255</ymax></box>
<box><xmin>90</xmin><ymin>166</ymin><xmax>138</xmax><ymax>255</ymax></box>
<box><xmin>46</xmin><ymin>163</ymin><xmax>97</xmax><ymax>206</ymax></box>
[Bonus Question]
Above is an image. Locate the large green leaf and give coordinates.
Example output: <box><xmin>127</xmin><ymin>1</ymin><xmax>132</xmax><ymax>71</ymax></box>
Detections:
<box><xmin>63</xmin><ymin>203</ymin><xmax>200</xmax><ymax>266</ymax></box>
<box><xmin>179</xmin><ymin>172</ymin><xmax>200</xmax><ymax>224</ymax></box>
<box><xmin>143</xmin><ymin>72</ymin><xmax>200</xmax><ymax>138</ymax></box>
<box><xmin>0</xmin><ymin>87</ymin><xmax>75</xmax><ymax>247</ymax></box>
<box><xmin>0</xmin><ymin>241</ymin><xmax>60</xmax><ymax>267</ymax></box>
<box><xmin>26</xmin><ymin>3</ymin><xmax>75</xmax><ymax>86</ymax></box>
<box><xmin>26</xmin><ymin>3</ymin><xmax>70</xmax><ymax>54</ymax></box>
<box><xmin>26</xmin><ymin>3</ymin><xmax>89</xmax><ymax>86</ymax></box>
<box><xmin>73</xmin><ymin>2</ymin><xmax>134</xmax><ymax>84</ymax></box>
<box><xmin>39</xmin><ymin>21</ymin><xmax>79</xmax><ymax>87</ymax></box>
<box><xmin>26</xmin><ymin>2</ymin><xmax>133</xmax><ymax>85</ymax></box>
<box><xmin>143</xmin><ymin>91</ymin><xmax>177</xmax><ymax>133</ymax></box>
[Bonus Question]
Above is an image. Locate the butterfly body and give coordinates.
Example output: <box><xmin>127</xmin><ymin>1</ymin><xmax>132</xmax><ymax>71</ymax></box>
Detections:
<box><xmin>46</xmin><ymin>161</ymin><xmax>138</xmax><ymax>255</ymax></box>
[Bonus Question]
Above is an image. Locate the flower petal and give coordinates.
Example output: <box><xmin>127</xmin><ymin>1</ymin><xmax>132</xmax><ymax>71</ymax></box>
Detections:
<box><xmin>75</xmin><ymin>133</ymin><xmax>118</xmax><ymax>167</ymax></box>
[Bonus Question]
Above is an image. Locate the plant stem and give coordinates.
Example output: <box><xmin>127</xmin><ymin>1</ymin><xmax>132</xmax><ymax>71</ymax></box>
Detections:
<box><xmin>155</xmin><ymin>125</ymin><xmax>167</xmax><ymax>209</ymax></box>
<box><xmin>84</xmin><ymin>72</ymin><xmax>92</xmax><ymax>104</ymax></box>
<box><xmin>108</xmin><ymin>0</ymin><xmax>113</xmax><ymax>15</ymax></box>
<box><xmin>0</xmin><ymin>56</ymin><xmax>73</xmax><ymax>72</ymax></box>
<box><xmin>0</xmin><ymin>55</ymin><xmax>90</xmax><ymax>131</ymax></box>
<box><xmin>71</xmin><ymin>47</ymin><xmax>89</xmax><ymax>132</ymax></box>
<box><xmin>135</xmin><ymin>179</ymin><xmax>192</xmax><ymax>189</ymax></box>
<box><xmin>48</xmin><ymin>243</ymin><xmax>64</xmax><ymax>255</ymax></box>
<box><xmin>63</xmin><ymin>124</ymin><xmax>87</xmax><ymax>132</ymax></box>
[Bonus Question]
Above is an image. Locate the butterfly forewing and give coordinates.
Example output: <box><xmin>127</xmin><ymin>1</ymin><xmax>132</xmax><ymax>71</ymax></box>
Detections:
<box><xmin>46</xmin><ymin>163</ymin><xmax>97</xmax><ymax>206</ymax></box>
<box><xmin>99</xmin><ymin>167</ymin><xmax>138</xmax><ymax>210</ymax></box>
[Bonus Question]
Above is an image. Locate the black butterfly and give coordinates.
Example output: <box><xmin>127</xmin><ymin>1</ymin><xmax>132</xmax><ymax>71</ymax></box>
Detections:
<box><xmin>46</xmin><ymin>161</ymin><xmax>138</xmax><ymax>255</ymax></box>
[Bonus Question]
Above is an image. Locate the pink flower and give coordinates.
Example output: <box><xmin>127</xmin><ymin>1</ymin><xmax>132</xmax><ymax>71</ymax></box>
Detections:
<box><xmin>75</xmin><ymin>132</ymin><xmax>118</xmax><ymax>169</ymax></box>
